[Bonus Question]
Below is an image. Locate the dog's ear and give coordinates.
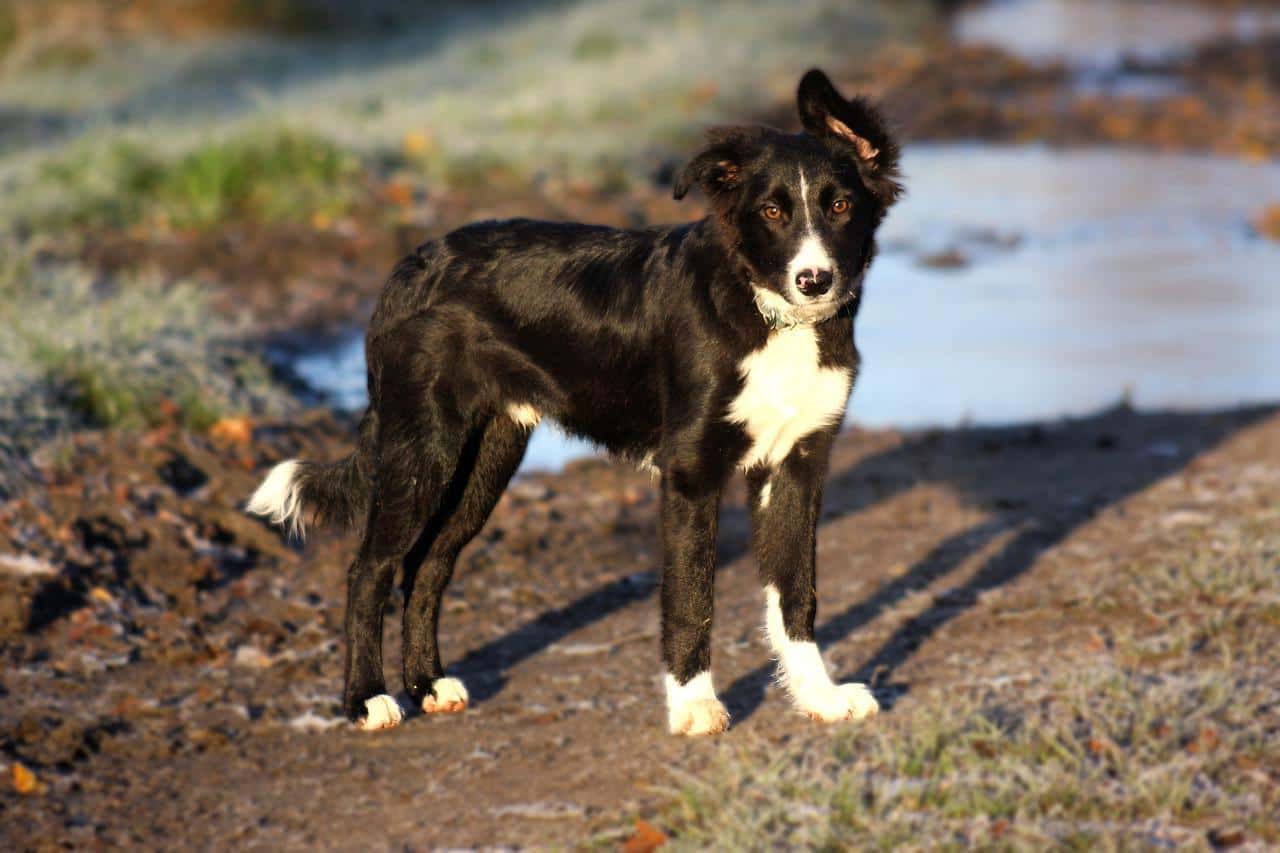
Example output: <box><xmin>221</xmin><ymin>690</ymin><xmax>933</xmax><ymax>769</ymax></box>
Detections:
<box><xmin>797</xmin><ymin>68</ymin><xmax>902</xmax><ymax>205</ymax></box>
<box><xmin>672</xmin><ymin>127</ymin><xmax>758</xmax><ymax>202</ymax></box>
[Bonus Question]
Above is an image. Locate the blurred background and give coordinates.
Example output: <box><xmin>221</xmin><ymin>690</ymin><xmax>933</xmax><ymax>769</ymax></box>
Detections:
<box><xmin>1</xmin><ymin>0</ymin><xmax>1278</xmax><ymax>474</ymax></box>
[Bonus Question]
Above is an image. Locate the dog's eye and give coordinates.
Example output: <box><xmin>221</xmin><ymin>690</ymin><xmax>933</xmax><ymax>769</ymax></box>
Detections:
<box><xmin>761</xmin><ymin>204</ymin><xmax>782</xmax><ymax>221</ymax></box>
<box><xmin>831</xmin><ymin>198</ymin><xmax>850</xmax><ymax>215</ymax></box>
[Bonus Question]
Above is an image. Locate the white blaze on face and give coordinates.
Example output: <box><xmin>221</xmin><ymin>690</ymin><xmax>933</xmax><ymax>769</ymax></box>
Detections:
<box><xmin>785</xmin><ymin>170</ymin><xmax>834</xmax><ymax>300</ymax></box>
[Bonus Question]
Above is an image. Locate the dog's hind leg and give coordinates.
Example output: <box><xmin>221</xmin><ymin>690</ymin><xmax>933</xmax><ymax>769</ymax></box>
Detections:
<box><xmin>400</xmin><ymin>415</ymin><xmax>530</xmax><ymax>714</ymax></box>
<box><xmin>342</xmin><ymin>345</ymin><xmax>475</xmax><ymax>730</ymax></box>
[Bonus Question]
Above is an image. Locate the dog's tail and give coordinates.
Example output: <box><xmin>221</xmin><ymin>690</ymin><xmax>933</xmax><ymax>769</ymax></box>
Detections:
<box><xmin>246</xmin><ymin>411</ymin><xmax>376</xmax><ymax>539</ymax></box>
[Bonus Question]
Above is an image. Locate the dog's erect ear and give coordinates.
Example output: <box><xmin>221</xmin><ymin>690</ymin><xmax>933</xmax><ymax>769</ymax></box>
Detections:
<box><xmin>672</xmin><ymin>127</ymin><xmax>760</xmax><ymax>202</ymax></box>
<box><xmin>797</xmin><ymin>68</ymin><xmax>902</xmax><ymax>205</ymax></box>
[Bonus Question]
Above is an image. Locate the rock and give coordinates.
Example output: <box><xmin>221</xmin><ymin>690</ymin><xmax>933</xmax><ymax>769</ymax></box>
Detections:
<box><xmin>0</xmin><ymin>553</ymin><xmax>58</xmax><ymax>576</ymax></box>
<box><xmin>917</xmin><ymin>247</ymin><xmax>969</xmax><ymax>269</ymax></box>
<box><xmin>156</xmin><ymin>452</ymin><xmax>209</xmax><ymax>497</ymax></box>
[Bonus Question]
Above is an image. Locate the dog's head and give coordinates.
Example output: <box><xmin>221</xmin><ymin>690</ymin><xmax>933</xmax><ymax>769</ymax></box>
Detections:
<box><xmin>674</xmin><ymin>69</ymin><xmax>902</xmax><ymax>323</ymax></box>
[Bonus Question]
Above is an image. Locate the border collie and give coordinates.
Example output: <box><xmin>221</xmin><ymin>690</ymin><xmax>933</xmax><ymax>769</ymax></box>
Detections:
<box><xmin>248</xmin><ymin>69</ymin><xmax>902</xmax><ymax>734</ymax></box>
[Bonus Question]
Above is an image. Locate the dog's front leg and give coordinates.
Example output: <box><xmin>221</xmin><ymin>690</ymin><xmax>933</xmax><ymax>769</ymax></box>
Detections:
<box><xmin>749</xmin><ymin>432</ymin><xmax>878</xmax><ymax>722</ymax></box>
<box><xmin>659</xmin><ymin>468</ymin><xmax>729</xmax><ymax>735</ymax></box>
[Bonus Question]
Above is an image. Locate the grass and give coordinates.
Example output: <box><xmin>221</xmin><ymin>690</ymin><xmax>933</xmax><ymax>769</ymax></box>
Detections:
<box><xmin>0</xmin><ymin>6</ymin><xmax>18</xmax><ymax>60</ymax></box>
<box><xmin>572</xmin><ymin>29</ymin><xmax>624</xmax><ymax>63</ymax></box>
<box><xmin>0</xmin><ymin>242</ymin><xmax>291</xmax><ymax>439</ymax></box>
<box><xmin>29</xmin><ymin>127</ymin><xmax>364</xmax><ymax>231</ymax></box>
<box><xmin>659</xmin><ymin>522</ymin><xmax>1280</xmax><ymax>849</ymax></box>
<box><xmin>0</xmin><ymin>0</ymin><xmax>935</xmax><ymax>232</ymax></box>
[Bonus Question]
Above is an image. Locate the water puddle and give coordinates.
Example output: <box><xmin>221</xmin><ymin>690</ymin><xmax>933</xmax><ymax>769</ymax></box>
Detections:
<box><xmin>294</xmin><ymin>144</ymin><xmax>1280</xmax><ymax>470</ymax></box>
<box><xmin>953</xmin><ymin>0</ymin><xmax>1280</xmax><ymax>67</ymax></box>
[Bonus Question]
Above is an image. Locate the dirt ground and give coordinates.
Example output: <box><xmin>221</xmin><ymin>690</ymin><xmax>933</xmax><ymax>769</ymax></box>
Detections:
<box><xmin>3</xmin><ymin>403</ymin><xmax>1277</xmax><ymax>848</ymax></box>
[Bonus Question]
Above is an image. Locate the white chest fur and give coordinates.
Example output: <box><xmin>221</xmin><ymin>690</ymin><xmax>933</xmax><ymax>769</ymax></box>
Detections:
<box><xmin>726</xmin><ymin>325</ymin><xmax>851</xmax><ymax>470</ymax></box>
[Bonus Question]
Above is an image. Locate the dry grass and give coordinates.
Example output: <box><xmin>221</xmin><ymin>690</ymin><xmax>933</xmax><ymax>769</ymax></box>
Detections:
<box><xmin>0</xmin><ymin>242</ymin><xmax>292</xmax><ymax>439</ymax></box>
<box><xmin>0</xmin><ymin>0</ymin><xmax>935</xmax><ymax>232</ymax></box>
<box><xmin>660</xmin><ymin>521</ymin><xmax>1280</xmax><ymax>850</ymax></box>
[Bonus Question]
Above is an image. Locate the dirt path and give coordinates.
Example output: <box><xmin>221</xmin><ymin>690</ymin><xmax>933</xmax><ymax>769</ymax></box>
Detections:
<box><xmin>3</xmin><ymin>404</ymin><xmax>1276</xmax><ymax>848</ymax></box>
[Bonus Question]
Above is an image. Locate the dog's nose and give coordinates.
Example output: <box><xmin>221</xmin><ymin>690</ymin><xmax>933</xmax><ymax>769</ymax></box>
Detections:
<box><xmin>795</xmin><ymin>268</ymin><xmax>834</xmax><ymax>297</ymax></box>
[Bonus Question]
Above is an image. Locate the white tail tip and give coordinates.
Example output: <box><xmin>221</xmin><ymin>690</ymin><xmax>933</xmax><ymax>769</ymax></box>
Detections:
<box><xmin>246</xmin><ymin>460</ymin><xmax>306</xmax><ymax>539</ymax></box>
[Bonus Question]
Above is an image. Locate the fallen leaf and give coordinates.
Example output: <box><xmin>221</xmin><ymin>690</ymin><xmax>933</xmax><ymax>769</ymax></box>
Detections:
<box><xmin>1186</xmin><ymin>725</ymin><xmax>1219</xmax><ymax>755</ymax></box>
<box><xmin>622</xmin><ymin>819</ymin><xmax>668</xmax><ymax>853</ymax></box>
<box><xmin>382</xmin><ymin>181</ymin><xmax>414</xmax><ymax>208</ymax></box>
<box><xmin>209</xmin><ymin>416</ymin><xmax>253</xmax><ymax>445</ymax></box>
<box><xmin>12</xmin><ymin>762</ymin><xmax>45</xmax><ymax>796</ymax></box>
<box><xmin>402</xmin><ymin>130</ymin><xmax>435</xmax><ymax>157</ymax></box>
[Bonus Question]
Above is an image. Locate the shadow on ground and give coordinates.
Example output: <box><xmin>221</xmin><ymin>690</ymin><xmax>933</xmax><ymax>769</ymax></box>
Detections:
<box><xmin>449</xmin><ymin>403</ymin><xmax>1274</xmax><ymax>712</ymax></box>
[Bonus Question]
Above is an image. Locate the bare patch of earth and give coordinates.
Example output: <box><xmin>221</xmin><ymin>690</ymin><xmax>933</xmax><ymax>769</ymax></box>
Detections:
<box><xmin>2</xmin><ymin>404</ymin><xmax>1276</xmax><ymax>847</ymax></box>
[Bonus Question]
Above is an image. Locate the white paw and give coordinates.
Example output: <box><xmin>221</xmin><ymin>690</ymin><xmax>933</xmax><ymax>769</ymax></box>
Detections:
<box><xmin>421</xmin><ymin>677</ymin><xmax>469</xmax><ymax>714</ymax></box>
<box><xmin>665</xmin><ymin>672</ymin><xmax>730</xmax><ymax>735</ymax></box>
<box><xmin>670</xmin><ymin>697</ymin><xmax>731</xmax><ymax>736</ymax></box>
<box><xmin>797</xmin><ymin>682</ymin><xmax>879</xmax><ymax>723</ymax></box>
<box><xmin>356</xmin><ymin>694</ymin><xmax>404</xmax><ymax>731</ymax></box>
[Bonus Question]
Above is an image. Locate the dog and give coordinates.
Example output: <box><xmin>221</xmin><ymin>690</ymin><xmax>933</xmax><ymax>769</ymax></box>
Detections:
<box><xmin>247</xmin><ymin>68</ymin><xmax>902</xmax><ymax>734</ymax></box>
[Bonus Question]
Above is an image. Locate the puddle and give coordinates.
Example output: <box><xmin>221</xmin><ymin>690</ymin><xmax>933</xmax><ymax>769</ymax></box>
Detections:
<box><xmin>953</xmin><ymin>0</ymin><xmax>1280</xmax><ymax>67</ymax></box>
<box><xmin>855</xmin><ymin>144</ymin><xmax>1280</xmax><ymax>429</ymax></box>
<box><xmin>294</xmin><ymin>144</ymin><xmax>1280</xmax><ymax>471</ymax></box>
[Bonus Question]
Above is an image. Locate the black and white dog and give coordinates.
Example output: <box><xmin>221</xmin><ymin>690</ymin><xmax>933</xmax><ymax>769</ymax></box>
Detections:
<box><xmin>248</xmin><ymin>69</ymin><xmax>902</xmax><ymax>734</ymax></box>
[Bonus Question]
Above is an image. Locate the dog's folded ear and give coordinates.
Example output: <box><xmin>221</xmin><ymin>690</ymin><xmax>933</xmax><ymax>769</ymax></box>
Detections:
<box><xmin>797</xmin><ymin>68</ymin><xmax>902</xmax><ymax>205</ymax></box>
<box><xmin>673</xmin><ymin>126</ymin><xmax>761</xmax><ymax>203</ymax></box>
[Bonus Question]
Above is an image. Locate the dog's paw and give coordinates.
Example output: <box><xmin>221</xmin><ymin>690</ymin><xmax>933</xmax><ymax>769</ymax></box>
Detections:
<box><xmin>421</xmin><ymin>677</ymin><xmax>468</xmax><ymax>714</ymax></box>
<box><xmin>797</xmin><ymin>682</ymin><xmax>879</xmax><ymax>723</ymax></box>
<box><xmin>355</xmin><ymin>694</ymin><xmax>404</xmax><ymax>731</ymax></box>
<box><xmin>669</xmin><ymin>698</ymin><xmax>730</xmax><ymax>736</ymax></box>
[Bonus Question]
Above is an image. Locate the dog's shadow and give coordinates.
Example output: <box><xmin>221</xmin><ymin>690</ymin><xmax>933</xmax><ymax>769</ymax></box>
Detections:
<box><xmin>451</xmin><ymin>404</ymin><xmax>1273</xmax><ymax>718</ymax></box>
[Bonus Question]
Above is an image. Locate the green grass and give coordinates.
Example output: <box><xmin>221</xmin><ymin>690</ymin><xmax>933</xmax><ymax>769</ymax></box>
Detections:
<box><xmin>659</xmin><ymin>525</ymin><xmax>1280</xmax><ymax>849</ymax></box>
<box><xmin>31</xmin><ymin>127</ymin><xmax>364</xmax><ymax>231</ymax></box>
<box><xmin>571</xmin><ymin>29</ymin><xmax>623</xmax><ymax>62</ymax></box>
<box><xmin>0</xmin><ymin>6</ymin><xmax>18</xmax><ymax>60</ymax></box>
<box><xmin>0</xmin><ymin>242</ymin><xmax>291</xmax><ymax>437</ymax></box>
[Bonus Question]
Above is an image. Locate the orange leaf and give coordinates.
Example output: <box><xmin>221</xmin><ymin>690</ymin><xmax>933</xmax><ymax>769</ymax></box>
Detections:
<box><xmin>622</xmin><ymin>819</ymin><xmax>668</xmax><ymax>853</ymax></box>
<box><xmin>382</xmin><ymin>181</ymin><xmax>415</xmax><ymax>208</ymax></box>
<box><xmin>12</xmin><ymin>762</ymin><xmax>44</xmax><ymax>796</ymax></box>
<box><xmin>209</xmin><ymin>416</ymin><xmax>253</xmax><ymax>445</ymax></box>
<box><xmin>157</xmin><ymin>398</ymin><xmax>182</xmax><ymax>419</ymax></box>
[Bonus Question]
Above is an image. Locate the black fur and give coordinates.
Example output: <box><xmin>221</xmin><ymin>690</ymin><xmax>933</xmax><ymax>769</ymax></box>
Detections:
<box><xmin>253</xmin><ymin>69</ymin><xmax>903</xmax><ymax>725</ymax></box>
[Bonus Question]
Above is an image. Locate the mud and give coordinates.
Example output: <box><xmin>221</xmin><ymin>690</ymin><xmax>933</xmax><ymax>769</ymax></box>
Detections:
<box><xmin>3</xmin><ymin>404</ymin><xmax>1278</xmax><ymax>847</ymax></box>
